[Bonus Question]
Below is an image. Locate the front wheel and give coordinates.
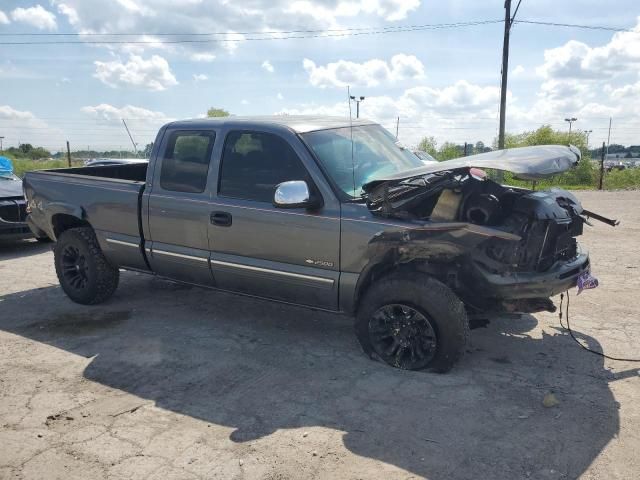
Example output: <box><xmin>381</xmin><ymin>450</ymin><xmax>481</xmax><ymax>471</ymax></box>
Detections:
<box><xmin>54</xmin><ymin>227</ymin><xmax>119</xmax><ymax>305</ymax></box>
<box><xmin>355</xmin><ymin>273</ymin><xmax>469</xmax><ymax>372</ymax></box>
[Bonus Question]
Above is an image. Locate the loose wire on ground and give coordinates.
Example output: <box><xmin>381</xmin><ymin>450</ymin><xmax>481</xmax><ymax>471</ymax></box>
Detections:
<box><xmin>558</xmin><ymin>291</ymin><xmax>640</xmax><ymax>362</ymax></box>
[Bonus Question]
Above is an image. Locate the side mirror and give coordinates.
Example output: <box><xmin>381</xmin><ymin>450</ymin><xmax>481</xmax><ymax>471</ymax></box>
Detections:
<box><xmin>273</xmin><ymin>180</ymin><xmax>320</xmax><ymax>209</ymax></box>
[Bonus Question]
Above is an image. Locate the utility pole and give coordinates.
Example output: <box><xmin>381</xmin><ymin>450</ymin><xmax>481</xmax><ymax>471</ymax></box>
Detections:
<box><xmin>599</xmin><ymin>141</ymin><xmax>605</xmax><ymax>190</ymax></box>
<box><xmin>498</xmin><ymin>0</ymin><xmax>516</xmax><ymax>150</ymax></box>
<box><xmin>122</xmin><ymin>119</ymin><xmax>138</xmax><ymax>154</ymax></box>
<box><xmin>0</xmin><ymin>136</ymin><xmax>4</xmax><ymax>152</ymax></box>
<box><xmin>66</xmin><ymin>141</ymin><xmax>72</xmax><ymax>167</ymax></box>
<box><xmin>606</xmin><ymin>117</ymin><xmax>612</xmax><ymax>156</ymax></box>
<box><xmin>395</xmin><ymin>116</ymin><xmax>400</xmax><ymax>139</ymax></box>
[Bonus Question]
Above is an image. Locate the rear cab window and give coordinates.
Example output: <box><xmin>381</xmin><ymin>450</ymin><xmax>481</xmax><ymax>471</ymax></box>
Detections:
<box><xmin>159</xmin><ymin>130</ymin><xmax>216</xmax><ymax>193</ymax></box>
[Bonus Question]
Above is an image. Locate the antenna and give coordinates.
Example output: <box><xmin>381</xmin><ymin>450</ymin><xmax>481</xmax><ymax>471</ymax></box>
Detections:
<box><xmin>347</xmin><ymin>86</ymin><xmax>356</xmax><ymax>197</ymax></box>
<box><xmin>121</xmin><ymin>119</ymin><xmax>138</xmax><ymax>154</ymax></box>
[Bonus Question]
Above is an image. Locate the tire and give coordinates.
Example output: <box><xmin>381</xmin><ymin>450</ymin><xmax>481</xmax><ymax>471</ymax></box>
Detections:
<box><xmin>355</xmin><ymin>272</ymin><xmax>469</xmax><ymax>373</ymax></box>
<box><xmin>54</xmin><ymin>227</ymin><xmax>119</xmax><ymax>305</ymax></box>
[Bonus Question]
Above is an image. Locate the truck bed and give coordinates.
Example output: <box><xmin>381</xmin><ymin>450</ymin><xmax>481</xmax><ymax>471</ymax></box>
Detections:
<box><xmin>23</xmin><ymin>163</ymin><xmax>150</xmax><ymax>271</ymax></box>
<box><xmin>43</xmin><ymin>162</ymin><xmax>148</xmax><ymax>182</ymax></box>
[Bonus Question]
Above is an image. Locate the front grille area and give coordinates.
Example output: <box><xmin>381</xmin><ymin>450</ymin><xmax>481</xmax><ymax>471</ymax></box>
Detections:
<box><xmin>483</xmin><ymin>217</ymin><xmax>582</xmax><ymax>273</ymax></box>
<box><xmin>0</xmin><ymin>198</ymin><xmax>28</xmax><ymax>223</ymax></box>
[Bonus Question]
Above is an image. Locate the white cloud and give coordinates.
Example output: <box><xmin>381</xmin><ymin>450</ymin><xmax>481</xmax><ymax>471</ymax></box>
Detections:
<box><xmin>262</xmin><ymin>60</ymin><xmax>275</xmax><ymax>73</ymax></box>
<box><xmin>0</xmin><ymin>105</ymin><xmax>44</xmax><ymax>123</ymax></box>
<box><xmin>0</xmin><ymin>10</ymin><xmax>9</xmax><ymax>25</ymax></box>
<box><xmin>287</xmin><ymin>0</ymin><xmax>420</xmax><ymax>22</ymax></box>
<box><xmin>11</xmin><ymin>5</ymin><xmax>57</xmax><ymax>30</ymax></box>
<box><xmin>512</xmin><ymin>65</ymin><xmax>524</xmax><ymax>76</ymax></box>
<box><xmin>79</xmin><ymin>104</ymin><xmax>173</xmax><ymax>148</ymax></box>
<box><xmin>304</xmin><ymin>54</ymin><xmax>425</xmax><ymax>88</ymax></box>
<box><xmin>57</xmin><ymin>3</ymin><xmax>79</xmax><ymax>25</ymax></box>
<box><xmin>608</xmin><ymin>80</ymin><xmax>640</xmax><ymax>99</ymax></box>
<box><xmin>277</xmin><ymin>92</ymin><xmax>284</xmax><ymax>100</ymax></box>
<box><xmin>240</xmin><ymin>99</ymin><xmax>250</xmax><ymax>105</ymax></box>
<box><xmin>0</xmin><ymin>105</ymin><xmax>65</xmax><ymax>149</ymax></box>
<box><xmin>279</xmin><ymin>79</ymin><xmax>506</xmax><ymax>146</ymax></box>
<box><xmin>81</xmin><ymin>103</ymin><xmax>172</xmax><ymax>123</ymax></box>
<box><xmin>537</xmin><ymin>19</ymin><xmax>640</xmax><ymax>79</ymax></box>
<box><xmin>42</xmin><ymin>0</ymin><xmax>423</xmax><ymax>56</ymax></box>
<box><xmin>193</xmin><ymin>73</ymin><xmax>208</xmax><ymax>82</ymax></box>
<box><xmin>190</xmin><ymin>53</ymin><xmax>216</xmax><ymax>62</ymax></box>
<box><xmin>93</xmin><ymin>54</ymin><xmax>178</xmax><ymax>91</ymax></box>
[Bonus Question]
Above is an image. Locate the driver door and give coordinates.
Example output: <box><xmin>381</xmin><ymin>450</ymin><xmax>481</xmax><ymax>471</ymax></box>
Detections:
<box><xmin>208</xmin><ymin>129</ymin><xmax>341</xmax><ymax>309</ymax></box>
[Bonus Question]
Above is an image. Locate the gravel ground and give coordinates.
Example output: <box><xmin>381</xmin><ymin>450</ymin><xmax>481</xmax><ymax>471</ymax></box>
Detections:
<box><xmin>0</xmin><ymin>190</ymin><xmax>638</xmax><ymax>480</ymax></box>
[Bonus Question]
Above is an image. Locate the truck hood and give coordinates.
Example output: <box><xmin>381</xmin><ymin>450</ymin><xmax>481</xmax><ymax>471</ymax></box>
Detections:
<box><xmin>363</xmin><ymin>145</ymin><xmax>581</xmax><ymax>191</ymax></box>
<box><xmin>0</xmin><ymin>176</ymin><xmax>23</xmax><ymax>198</ymax></box>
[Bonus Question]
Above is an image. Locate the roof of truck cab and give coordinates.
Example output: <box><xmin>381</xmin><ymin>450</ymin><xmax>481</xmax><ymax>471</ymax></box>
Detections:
<box><xmin>165</xmin><ymin>115</ymin><xmax>377</xmax><ymax>133</ymax></box>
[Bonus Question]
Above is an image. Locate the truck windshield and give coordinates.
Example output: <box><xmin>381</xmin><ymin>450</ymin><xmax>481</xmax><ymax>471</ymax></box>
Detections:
<box><xmin>302</xmin><ymin>125</ymin><xmax>424</xmax><ymax>198</ymax></box>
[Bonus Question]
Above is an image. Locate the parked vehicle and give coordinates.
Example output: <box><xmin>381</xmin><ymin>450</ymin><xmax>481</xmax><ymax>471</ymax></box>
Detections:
<box><xmin>0</xmin><ymin>156</ymin><xmax>47</xmax><ymax>242</ymax></box>
<box><xmin>84</xmin><ymin>158</ymin><xmax>148</xmax><ymax>167</ymax></box>
<box><xmin>23</xmin><ymin>116</ymin><xmax>616</xmax><ymax>371</ymax></box>
<box><xmin>413</xmin><ymin>149</ymin><xmax>438</xmax><ymax>164</ymax></box>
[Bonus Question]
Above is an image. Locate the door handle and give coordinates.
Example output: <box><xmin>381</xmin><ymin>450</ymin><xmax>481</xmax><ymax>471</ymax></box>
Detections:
<box><xmin>210</xmin><ymin>211</ymin><xmax>232</xmax><ymax>227</ymax></box>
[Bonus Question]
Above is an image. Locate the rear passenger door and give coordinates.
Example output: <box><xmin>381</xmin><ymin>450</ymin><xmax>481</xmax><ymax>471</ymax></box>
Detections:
<box><xmin>208</xmin><ymin>129</ymin><xmax>340</xmax><ymax>309</ymax></box>
<box><xmin>146</xmin><ymin>129</ymin><xmax>215</xmax><ymax>285</ymax></box>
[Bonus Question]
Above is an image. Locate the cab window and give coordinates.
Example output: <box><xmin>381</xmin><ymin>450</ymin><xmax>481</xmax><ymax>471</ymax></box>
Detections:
<box><xmin>160</xmin><ymin>131</ymin><xmax>215</xmax><ymax>193</ymax></box>
<box><xmin>218</xmin><ymin>131</ymin><xmax>308</xmax><ymax>202</ymax></box>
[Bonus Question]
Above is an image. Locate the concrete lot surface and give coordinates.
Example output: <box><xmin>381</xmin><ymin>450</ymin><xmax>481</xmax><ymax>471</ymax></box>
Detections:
<box><xmin>0</xmin><ymin>190</ymin><xmax>638</xmax><ymax>479</ymax></box>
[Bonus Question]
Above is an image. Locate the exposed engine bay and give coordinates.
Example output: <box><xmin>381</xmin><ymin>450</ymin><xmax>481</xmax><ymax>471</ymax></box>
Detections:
<box><xmin>363</xmin><ymin>168</ymin><xmax>618</xmax><ymax>312</ymax></box>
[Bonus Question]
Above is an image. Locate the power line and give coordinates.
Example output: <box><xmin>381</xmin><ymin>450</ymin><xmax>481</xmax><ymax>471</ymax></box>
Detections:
<box><xmin>0</xmin><ymin>20</ymin><xmax>504</xmax><ymax>45</ymax></box>
<box><xmin>0</xmin><ymin>18</ymin><xmax>633</xmax><ymax>46</ymax></box>
<box><xmin>0</xmin><ymin>21</ymin><xmax>503</xmax><ymax>37</ymax></box>
<box><xmin>514</xmin><ymin>19</ymin><xmax>635</xmax><ymax>32</ymax></box>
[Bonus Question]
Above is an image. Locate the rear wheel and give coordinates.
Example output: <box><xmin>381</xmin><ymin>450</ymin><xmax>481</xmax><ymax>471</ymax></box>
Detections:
<box><xmin>355</xmin><ymin>272</ymin><xmax>469</xmax><ymax>372</ymax></box>
<box><xmin>54</xmin><ymin>227</ymin><xmax>119</xmax><ymax>304</ymax></box>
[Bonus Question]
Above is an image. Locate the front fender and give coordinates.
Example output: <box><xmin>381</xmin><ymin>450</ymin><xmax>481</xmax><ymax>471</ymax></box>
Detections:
<box><xmin>347</xmin><ymin>222</ymin><xmax>521</xmax><ymax>314</ymax></box>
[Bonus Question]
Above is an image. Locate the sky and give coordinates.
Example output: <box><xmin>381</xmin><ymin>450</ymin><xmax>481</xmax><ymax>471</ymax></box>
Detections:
<box><xmin>0</xmin><ymin>0</ymin><xmax>639</xmax><ymax>152</ymax></box>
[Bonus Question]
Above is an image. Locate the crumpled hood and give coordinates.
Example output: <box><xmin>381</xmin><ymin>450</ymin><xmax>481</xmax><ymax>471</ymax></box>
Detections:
<box><xmin>0</xmin><ymin>177</ymin><xmax>24</xmax><ymax>198</ymax></box>
<box><xmin>364</xmin><ymin>145</ymin><xmax>581</xmax><ymax>191</ymax></box>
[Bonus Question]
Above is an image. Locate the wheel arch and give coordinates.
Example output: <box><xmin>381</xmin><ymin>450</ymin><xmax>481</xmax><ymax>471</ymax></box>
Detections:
<box><xmin>352</xmin><ymin>254</ymin><xmax>460</xmax><ymax>315</ymax></box>
<box><xmin>49</xmin><ymin>206</ymin><xmax>91</xmax><ymax>240</ymax></box>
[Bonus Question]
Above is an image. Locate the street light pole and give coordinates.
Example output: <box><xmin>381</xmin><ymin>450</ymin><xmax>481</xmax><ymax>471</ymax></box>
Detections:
<box><xmin>349</xmin><ymin>95</ymin><xmax>365</xmax><ymax>118</ymax></box>
<box><xmin>564</xmin><ymin>117</ymin><xmax>577</xmax><ymax>138</ymax></box>
<box><xmin>585</xmin><ymin>129</ymin><xmax>593</xmax><ymax>147</ymax></box>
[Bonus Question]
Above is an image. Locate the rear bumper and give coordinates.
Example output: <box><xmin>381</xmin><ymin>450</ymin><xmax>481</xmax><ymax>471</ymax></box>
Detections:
<box><xmin>473</xmin><ymin>252</ymin><xmax>590</xmax><ymax>300</ymax></box>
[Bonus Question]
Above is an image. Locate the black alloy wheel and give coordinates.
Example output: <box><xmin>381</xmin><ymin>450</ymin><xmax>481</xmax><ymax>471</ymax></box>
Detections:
<box><xmin>61</xmin><ymin>244</ymin><xmax>90</xmax><ymax>291</ymax></box>
<box><xmin>368</xmin><ymin>303</ymin><xmax>438</xmax><ymax>370</ymax></box>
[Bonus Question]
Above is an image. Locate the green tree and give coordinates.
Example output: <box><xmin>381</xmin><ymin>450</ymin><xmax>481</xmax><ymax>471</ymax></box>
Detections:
<box><xmin>501</xmin><ymin>125</ymin><xmax>595</xmax><ymax>187</ymax></box>
<box><xmin>207</xmin><ymin>107</ymin><xmax>230</xmax><ymax>118</ymax></box>
<box><xmin>417</xmin><ymin>136</ymin><xmax>438</xmax><ymax>159</ymax></box>
<box><xmin>438</xmin><ymin>142</ymin><xmax>462</xmax><ymax>161</ymax></box>
<box><xmin>143</xmin><ymin>142</ymin><xmax>154</xmax><ymax>158</ymax></box>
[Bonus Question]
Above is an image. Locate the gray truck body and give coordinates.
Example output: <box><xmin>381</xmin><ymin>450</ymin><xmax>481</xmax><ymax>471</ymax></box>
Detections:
<box><xmin>23</xmin><ymin>116</ymin><xmax>594</xmax><ymax>316</ymax></box>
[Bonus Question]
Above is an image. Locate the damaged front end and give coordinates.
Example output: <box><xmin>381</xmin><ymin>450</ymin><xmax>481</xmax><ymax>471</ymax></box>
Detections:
<box><xmin>363</xmin><ymin>145</ymin><xmax>617</xmax><ymax>314</ymax></box>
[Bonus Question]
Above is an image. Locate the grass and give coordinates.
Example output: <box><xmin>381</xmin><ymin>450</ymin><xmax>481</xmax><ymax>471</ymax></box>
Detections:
<box><xmin>8</xmin><ymin>157</ymin><xmax>84</xmax><ymax>177</ymax></box>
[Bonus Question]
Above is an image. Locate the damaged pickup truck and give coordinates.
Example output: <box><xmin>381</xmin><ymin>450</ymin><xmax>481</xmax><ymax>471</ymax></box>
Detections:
<box><xmin>23</xmin><ymin>116</ymin><xmax>616</xmax><ymax>372</ymax></box>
